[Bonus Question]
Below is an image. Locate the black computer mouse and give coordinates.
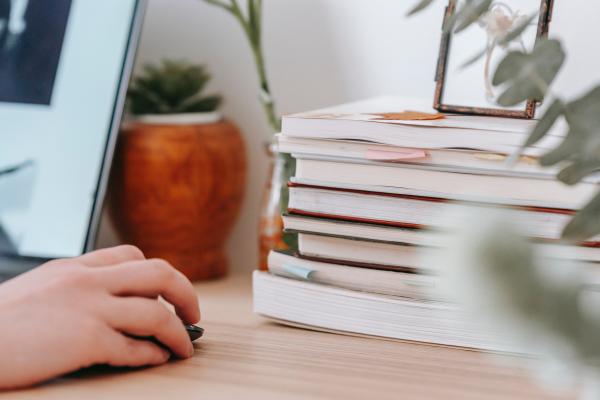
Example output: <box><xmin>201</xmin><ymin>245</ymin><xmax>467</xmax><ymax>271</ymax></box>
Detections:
<box><xmin>185</xmin><ymin>324</ymin><xmax>204</xmax><ymax>342</ymax></box>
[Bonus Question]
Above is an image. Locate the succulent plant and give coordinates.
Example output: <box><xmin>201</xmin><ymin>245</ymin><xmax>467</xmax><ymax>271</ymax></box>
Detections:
<box><xmin>127</xmin><ymin>60</ymin><xmax>222</xmax><ymax>115</ymax></box>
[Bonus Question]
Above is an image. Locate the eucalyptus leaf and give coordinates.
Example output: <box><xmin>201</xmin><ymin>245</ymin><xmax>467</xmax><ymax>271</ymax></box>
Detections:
<box><xmin>557</xmin><ymin>159</ymin><xmax>600</xmax><ymax>186</ymax></box>
<box><xmin>564</xmin><ymin>87</ymin><xmax>600</xmax><ymax>144</ymax></box>
<box><xmin>459</xmin><ymin>47</ymin><xmax>488</xmax><ymax>69</ymax></box>
<box><xmin>460</xmin><ymin>14</ymin><xmax>536</xmax><ymax>69</ymax></box>
<box><xmin>451</xmin><ymin>0</ymin><xmax>493</xmax><ymax>34</ymax></box>
<box><xmin>494</xmin><ymin>39</ymin><xmax>565</xmax><ymax>106</ymax></box>
<box><xmin>540</xmin><ymin>133</ymin><xmax>581</xmax><ymax>167</ymax></box>
<box><xmin>563</xmin><ymin>190</ymin><xmax>600</xmax><ymax>241</ymax></box>
<box><xmin>523</xmin><ymin>99</ymin><xmax>565</xmax><ymax>151</ymax></box>
<box><xmin>406</xmin><ymin>0</ymin><xmax>435</xmax><ymax>16</ymax></box>
<box><xmin>497</xmin><ymin>14</ymin><xmax>537</xmax><ymax>47</ymax></box>
<box><xmin>539</xmin><ymin>87</ymin><xmax>600</xmax><ymax>167</ymax></box>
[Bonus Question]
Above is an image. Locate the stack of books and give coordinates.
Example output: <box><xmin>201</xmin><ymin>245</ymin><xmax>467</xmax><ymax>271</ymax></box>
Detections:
<box><xmin>253</xmin><ymin>97</ymin><xmax>599</xmax><ymax>352</ymax></box>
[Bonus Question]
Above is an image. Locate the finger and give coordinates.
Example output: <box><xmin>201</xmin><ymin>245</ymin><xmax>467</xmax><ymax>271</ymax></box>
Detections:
<box><xmin>103</xmin><ymin>297</ymin><xmax>194</xmax><ymax>359</ymax></box>
<box><xmin>73</xmin><ymin>245</ymin><xmax>145</xmax><ymax>267</ymax></box>
<box><xmin>95</xmin><ymin>259</ymin><xmax>200</xmax><ymax>324</ymax></box>
<box><xmin>103</xmin><ymin>332</ymin><xmax>171</xmax><ymax>367</ymax></box>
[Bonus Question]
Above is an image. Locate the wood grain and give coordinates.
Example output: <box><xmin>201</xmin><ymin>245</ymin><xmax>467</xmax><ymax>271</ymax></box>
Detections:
<box><xmin>2</xmin><ymin>274</ymin><xmax>574</xmax><ymax>400</ymax></box>
<box><xmin>109</xmin><ymin>121</ymin><xmax>246</xmax><ymax>280</ymax></box>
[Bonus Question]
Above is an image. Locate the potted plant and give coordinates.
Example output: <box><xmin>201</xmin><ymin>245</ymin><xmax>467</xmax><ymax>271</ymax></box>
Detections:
<box><xmin>109</xmin><ymin>60</ymin><xmax>247</xmax><ymax>281</ymax></box>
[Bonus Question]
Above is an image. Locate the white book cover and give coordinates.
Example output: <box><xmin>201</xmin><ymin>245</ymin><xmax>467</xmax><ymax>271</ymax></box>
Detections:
<box><xmin>287</xmin><ymin>185</ymin><xmax>600</xmax><ymax>243</ymax></box>
<box><xmin>253</xmin><ymin>271</ymin><xmax>514</xmax><ymax>352</ymax></box>
<box><xmin>276</xmin><ymin>135</ymin><xmax>564</xmax><ymax>179</ymax></box>
<box><xmin>282</xmin><ymin>97</ymin><xmax>566</xmax><ymax>155</ymax></box>
<box><xmin>267</xmin><ymin>250</ymin><xmax>440</xmax><ymax>300</ymax></box>
<box><xmin>293</xmin><ymin>158</ymin><xmax>595</xmax><ymax>210</ymax></box>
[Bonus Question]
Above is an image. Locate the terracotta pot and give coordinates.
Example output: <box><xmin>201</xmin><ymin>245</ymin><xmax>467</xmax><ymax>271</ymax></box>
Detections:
<box><xmin>109</xmin><ymin>116</ymin><xmax>246</xmax><ymax>281</ymax></box>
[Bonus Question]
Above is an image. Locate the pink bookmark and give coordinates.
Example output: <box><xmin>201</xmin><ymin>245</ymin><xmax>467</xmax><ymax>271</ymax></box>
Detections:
<box><xmin>366</xmin><ymin>149</ymin><xmax>428</xmax><ymax>162</ymax></box>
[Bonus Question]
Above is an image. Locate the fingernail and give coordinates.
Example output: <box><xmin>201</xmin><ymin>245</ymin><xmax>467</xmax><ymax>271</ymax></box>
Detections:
<box><xmin>160</xmin><ymin>349</ymin><xmax>171</xmax><ymax>363</ymax></box>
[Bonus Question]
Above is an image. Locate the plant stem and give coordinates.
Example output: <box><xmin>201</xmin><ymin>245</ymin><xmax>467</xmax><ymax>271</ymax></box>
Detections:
<box><xmin>204</xmin><ymin>0</ymin><xmax>281</xmax><ymax>138</ymax></box>
<box><xmin>242</xmin><ymin>1</ymin><xmax>281</xmax><ymax>135</ymax></box>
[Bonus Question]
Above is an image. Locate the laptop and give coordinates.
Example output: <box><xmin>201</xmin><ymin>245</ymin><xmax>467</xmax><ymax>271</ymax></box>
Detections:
<box><xmin>0</xmin><ymin>0</ymin><xmax>146</xmax><ymax>281</ymax></box>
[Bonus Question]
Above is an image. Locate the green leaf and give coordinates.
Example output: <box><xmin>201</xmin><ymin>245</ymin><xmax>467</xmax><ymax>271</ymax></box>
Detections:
<box><xmin>494</xmin><ymin>39</ymin><xmax>565</xmax><ymax>106</ymax></box>
<box><xmin>449</xmin><ymin>0</ymin><xmax>493</xmax><ymax>34</ymax></box>
<box><xmin>459</xmin><ymin>47</ymin><xmax>488</xmax><ymax>69</ymax></box>
<box><xmin>497</xmin><ymin>14</ymin><xmax>537</xmax><ymax>47</ymax></box>
<box><xmin>203</xmin><ymin>0</ymin><xmax>234</xmax><ymax>11</ymax></box>
<box><xmin>563</xmin><ymin>190</ymin><xmax>600</xmax><ymax>241</ymax></box>
<box><xmin>406</xmin><ymin>0</ymin><xmax>435</xmax><ymax>16</ymax></box>
<box><xmin>557</xmin><ymin>159</ymin><xmax>600</xmax><ymax>185</ymax></box>
<box><xmin>540</xmin><ymin>133</ymin><xmax>581</xmax><ymax>166</ymax></box>
<box><xmin>509</xmin><ymin>99</ymin><xmax>564</xmax><ymax>166</ymax></box>
<box><xmin>564</xmin><ymin>87</ymin><xmax>600</xmax><ymax>142</ymax></box>
<box><xmin>127</xmin><ymin>59</ymin><xmax>221</xmax><ymax>115</ymax></box>
<box><xmin>127</xmin><ymin>86</ymin><xmax>170</xmax><ymax>115</ymax></box>
<box><xmin>178</xmin><ymin>95</ymin><xmax>223</xmax><ymax>113</ymax></box>
<box><xmin>526</xmin><ymin>100</ymin><xmax>565</xmax><ymax>147</ymax></box>
<box><xmin>538</xmin><ymin>87</ymin><xmax>600</xmax><ymax>167</ymax></box>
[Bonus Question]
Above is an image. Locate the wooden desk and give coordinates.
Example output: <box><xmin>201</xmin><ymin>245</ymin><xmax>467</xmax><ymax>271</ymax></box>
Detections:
<box><xmin>3</xmin><ymin>273</ymin><xmax>571</xmax><ymax>399</ymax></box>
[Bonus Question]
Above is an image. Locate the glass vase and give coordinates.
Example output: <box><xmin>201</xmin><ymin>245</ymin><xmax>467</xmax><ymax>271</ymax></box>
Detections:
<box><xmin>258</xmin><ymin>145</ymin><xmax>296</xmax><ymax>270</ymax></box>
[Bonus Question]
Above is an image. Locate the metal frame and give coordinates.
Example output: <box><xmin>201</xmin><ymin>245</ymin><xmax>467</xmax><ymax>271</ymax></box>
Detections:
<box><xmin>84</xmin><ymin>0</ymin><xmax>148</xmax><ymax>253</ymax></box>
<box><xmin>433</xmin><ymin>0</ymin><xmax>554</xmax><ymax>119</ymax></box>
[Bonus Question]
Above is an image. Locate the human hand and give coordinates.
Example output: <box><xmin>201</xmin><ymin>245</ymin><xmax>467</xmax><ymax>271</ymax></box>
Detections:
<box><xmin>0</xmin><ymin>245</ymin><xmax>200</xmax><ymax>389</ymax></box>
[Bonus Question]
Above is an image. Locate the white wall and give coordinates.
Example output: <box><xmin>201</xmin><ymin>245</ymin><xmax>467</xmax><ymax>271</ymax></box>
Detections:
<box><xmin>99</xmin><ymin>0</ymin><xmax>600</xmax><ymax>272</ymax></box>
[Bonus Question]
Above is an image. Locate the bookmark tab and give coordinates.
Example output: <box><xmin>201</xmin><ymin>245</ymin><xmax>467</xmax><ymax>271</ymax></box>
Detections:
<box><xmin>366</xmin><ymin>149</ymin><xmax>428</xmax><ymax>162</ymax></box>
<box><xmin>282</xmin><ymin>264</ymin><xmax>314</xmax><ymax>280</ymax></box>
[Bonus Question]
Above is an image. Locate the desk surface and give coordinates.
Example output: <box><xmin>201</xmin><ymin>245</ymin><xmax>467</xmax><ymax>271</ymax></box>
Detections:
<box><xmin>4</xmin><ymin>272</ymin><xmax>571</xmax><ymax>399</ymax></box>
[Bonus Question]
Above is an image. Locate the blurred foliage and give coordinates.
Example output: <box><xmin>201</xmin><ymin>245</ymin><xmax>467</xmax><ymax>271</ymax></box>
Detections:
<box><xmin>493</xmin><ymin>39</ymin><xmax>565</xmax><ymax>106</ymax></box>
<box><xmin>406</xmin><ymin>0</ymin><xmax>435</xmax><ymax>16</ymax></box>
<box><xmin>445</xmin><ymin>0</ymin><xmax>492</xmax><ymax>33</ymax></box>
<box><xmin>127</xmin><ymin>60</ymin><xmax>221</xmax><ymax>115</ymax></box>
<box><xmin>409</xmin><ymin>0</ymin><xmax>600</xmax><ymax>241</ymax></box>
<box><xmin>443</xmin><ymin>211</ymin><xmax>600</xmax><ymax>397</ymax></box>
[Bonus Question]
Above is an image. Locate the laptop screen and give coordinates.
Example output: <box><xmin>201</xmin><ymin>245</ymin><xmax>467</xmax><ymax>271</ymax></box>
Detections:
<box><xmin>0</xmin><ymin>0</ymin><xmax>142</xmax><ymax>259</ymax></box>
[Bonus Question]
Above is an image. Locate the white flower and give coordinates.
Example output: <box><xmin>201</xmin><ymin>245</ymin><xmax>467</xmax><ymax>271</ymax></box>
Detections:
<box><xmin>479</xmin><ymin>5</ymin><xmax>529</xmax><ymax>46</ymax></box>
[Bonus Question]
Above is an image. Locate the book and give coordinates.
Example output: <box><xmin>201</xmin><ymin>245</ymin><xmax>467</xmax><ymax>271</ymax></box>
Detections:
<box><xmin>268</xmin><ymin>250</ymin><xmax>439</xmax><ymax>300</ymax></box>
<box><xmin>255</xmin><ymin>97</ymin><xmax>600</xmax><ymax>354</ymax></box>
<box><xmin>298</xmin><ymin>232</ymin><xmax>600</xmax><ymax>267</ymax></box>
<box><xmin>281</xmin><ymin>96</ymin><xmax>565</xmax><ymax>156</ymax></box>
<box><xmin>298</xmin><ymin>233</ymin><xmax>429</xmax><ymax>271</ymax></box>
<box><xmin>287</xmin><ymin>184</ymin><xmax>600</xmax><ymax>244</ymax></box>
<box><xmin>283</xmin><ymin>213</ymin><xmax>444</xmax><ymax>247</ymax></box>
<box><xmin>293</xmin><ymin>157</ymin><xmax>595</xmax><ymax>210</ymax></box>
<box><xmin>253</xmin><ymin>271</ymin><xmax>512</xmax><ymax>352</ymax></box>
<box><xmin>276</xmin><ymin>135</ymin><xmax>565</xmax><ymax>179</ymax></box>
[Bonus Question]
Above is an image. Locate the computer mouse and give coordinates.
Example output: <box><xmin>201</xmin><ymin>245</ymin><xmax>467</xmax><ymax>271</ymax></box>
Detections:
<box><xmin>186</xmin><ymin>324</ymin><xmax>204</xmax><ymax>342</ymax></box>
